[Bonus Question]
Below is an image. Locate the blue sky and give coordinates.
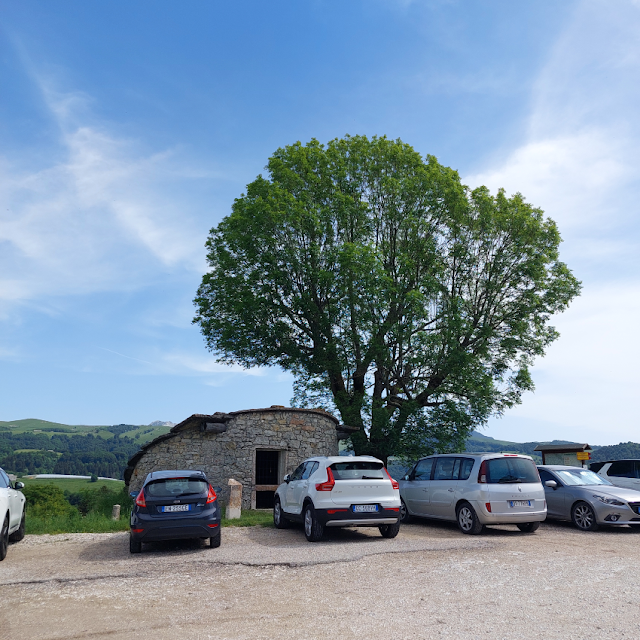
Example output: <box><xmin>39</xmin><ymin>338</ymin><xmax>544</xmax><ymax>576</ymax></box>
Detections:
<box><xmin>1</xmin><ymin>0</ymin><xmax>639</xmax><ymax>445</ymax></box>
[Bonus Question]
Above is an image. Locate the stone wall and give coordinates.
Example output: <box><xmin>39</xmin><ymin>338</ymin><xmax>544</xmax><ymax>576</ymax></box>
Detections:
<box><xmin>128</xmin><ymin>408</ymin><xmax>339</xmax><ymax>509</ymax></box>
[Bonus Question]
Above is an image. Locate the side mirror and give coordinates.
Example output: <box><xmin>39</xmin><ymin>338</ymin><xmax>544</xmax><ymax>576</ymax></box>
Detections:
<box><xmin>14</xmin><ymin>481</ymin><xmax>24</xmax><ymax>490</ymax></box>
<box><xmin>403</xmin><ymin>475</ymin><xmax>410</xmax><ymax>481</ymax></box>
<box><xmin>284</xmin><ymin>474</ymin><xmax>291</xmax><ymax>483</ymax></box>
<box><xmin>214</xmin><ymin>486</ymin><xmax>222</xmax><ymax>496</ymax></box>
<box><xmin>544</xmin><ymin>480</ymin><xmax>558</xmax><ymax>489</ymax></box>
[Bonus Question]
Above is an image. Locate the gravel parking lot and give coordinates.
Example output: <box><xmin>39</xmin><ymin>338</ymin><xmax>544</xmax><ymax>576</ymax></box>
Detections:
<box><xmin>1</xmin><ymin>520</ymin><xmax>639</xmax><ymax>640</ymax></box>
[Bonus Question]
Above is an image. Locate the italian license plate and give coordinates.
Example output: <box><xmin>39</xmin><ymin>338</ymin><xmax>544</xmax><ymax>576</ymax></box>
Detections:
<box><xmin>353</xmin><ymin>504</ymin><xmax>378</xmax><ymax>513</ymax></box>
<box><xmin>509</xmin><ymin>500</ymin><xmax>531</xmax><ymax>508</ymax></box>
<box><xmin>162</xmin><ymin>504</ymin><xmax>190</xmax><ymax>513</ymax></box>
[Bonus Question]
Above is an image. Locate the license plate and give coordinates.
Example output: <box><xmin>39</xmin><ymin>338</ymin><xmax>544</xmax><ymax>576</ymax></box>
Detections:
<box><xmin>509</xmin><ymin>500</ymin><xmax>531</xmax><ymax>508</ymax></box>
<box><xmin>161</xmin><ymin>504</ymin><xmax>190</xmax><ymax>512</ymax></box>
<box><xmin>353</xmin><ymin>504</ymin><xmax>378</xmax><ymax>513</ymax></box>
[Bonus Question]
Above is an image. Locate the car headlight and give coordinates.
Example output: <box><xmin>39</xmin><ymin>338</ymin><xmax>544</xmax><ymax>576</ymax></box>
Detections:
<box><xmin>593</xmin><ymin>495</ymin><xmax>625</xmax><ymax>506</ymax></box>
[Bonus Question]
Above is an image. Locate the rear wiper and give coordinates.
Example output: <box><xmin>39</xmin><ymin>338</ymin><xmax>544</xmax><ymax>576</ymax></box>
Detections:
<box><xmin>498</xmin><ymin>476</ymin><xmax>523</xmax><ymax>483</ymax></box>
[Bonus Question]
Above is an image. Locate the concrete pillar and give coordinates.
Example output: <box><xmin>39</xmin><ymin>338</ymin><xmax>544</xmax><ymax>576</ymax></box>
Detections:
<box><xmin>111</xmin><ymin>504</ymin><xmax>121</xmax><ymax>520</ymax></box>
<box><xmin>226</xmin><ymin>479</ymin><xmax>242</xmax><ymax>519</ymax></box>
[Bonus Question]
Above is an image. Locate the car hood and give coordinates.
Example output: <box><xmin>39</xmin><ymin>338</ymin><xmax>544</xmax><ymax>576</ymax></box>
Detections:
<box><xmin>578</xmin><ymin>485</ymin><xmax>640</xmax><ymax>502</ymax></box>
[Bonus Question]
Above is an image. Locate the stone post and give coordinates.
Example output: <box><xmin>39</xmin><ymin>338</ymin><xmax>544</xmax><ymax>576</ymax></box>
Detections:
<box><xmin>111</xmin><ymin>504</ymin><xmax>121</xmax><ymax>520</ymax></box>
<box><xmin>226</xmin><ymin>479</ymin><xmax>242</xmax><ymax>519</ymax></box>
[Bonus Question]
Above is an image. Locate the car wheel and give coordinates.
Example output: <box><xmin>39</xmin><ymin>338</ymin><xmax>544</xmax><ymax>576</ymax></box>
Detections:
<box><xmin>571</xmin><ymin>501</ymin><xmax>599</xmax><ymax>531</ymax></box>
<box><xmin>379</xmin><ymin>521</ymin><xmax>401</xmax><ymax>538</ymax></box>
<box><xmin>303</xmin><ymin>503</ymin><xmax>324</xmax><ymax>542</ymax></box>
<box><xmin>209</xmin><ymin>532</ymin><xmax>221</xmax><ymax>548</ymax></box>
<box><xmin>9</xmin><ymin>511</ymin><xmax>26</xmax><ymax>543</ymax></box>
<box><xmin>273</xmin><ymin>497</ymin><xmax>290</xmax><ymax>529</ymax></box>
<box><xmin>129</xmin><ymin>534</ymin><xmax>142</xmax><ymax>554</ymax></box>
<box><xmin>0</xmin><ymin>515</ymin><xmax>10</xmax><ymax>561</ymax></box>
<box><xmin>456</xmin><ymin>502</ymin><xmax>484</xmax><ymax>535</ymax></box>
<box><xmin>400</xmin><ymin>499</ymin><xmax>413</xmax><ymax>524</ymax></box>
<box><xmin>517</xmin><ymin>522</ymin><xmax>540</xmax><ymax>533</ymax></box>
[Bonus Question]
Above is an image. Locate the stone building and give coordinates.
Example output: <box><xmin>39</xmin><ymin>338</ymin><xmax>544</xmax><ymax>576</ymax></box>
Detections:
<box><xmin>124</xmin><ymin>406</ymin><xmax>356</xmax><ymax>509</ymax></box>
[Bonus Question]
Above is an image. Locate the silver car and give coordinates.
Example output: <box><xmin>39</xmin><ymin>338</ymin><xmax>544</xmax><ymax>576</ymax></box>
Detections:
<box><xmin>538</xmin><ymin>465</ymin><xmax>640</xmax><ymax>532</ymax></box>
<box><xmin>399</xmin><ymin>453</ymin><xmax>546</xmax><ymax>535</ymax></box>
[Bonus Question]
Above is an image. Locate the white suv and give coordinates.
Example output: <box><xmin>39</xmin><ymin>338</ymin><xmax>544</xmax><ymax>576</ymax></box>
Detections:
<box><xmin>591</xmin><ymin>460</ymin><xmax>640</xmax><ymax>491</ymax></box>
<box><xmin>399</xmin><ymin>453</ymin><xmax>546</xmax><ymax>534</ymax></box>
<box><xmin>0</xmin><ymin>467</ymin><xmax>26</xmax><ymax>561</ymax></box>
<box><xmin>273</xmin><ymin>456</ymin><xmax>401</xmax><ymax>542</ymax></box>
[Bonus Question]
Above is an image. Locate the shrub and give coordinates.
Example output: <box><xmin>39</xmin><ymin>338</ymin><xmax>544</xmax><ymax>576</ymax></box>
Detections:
<box><xmin>22</xmin><ymin>484</ymin><xmax>76</xmax><ymax>518</ymax></box>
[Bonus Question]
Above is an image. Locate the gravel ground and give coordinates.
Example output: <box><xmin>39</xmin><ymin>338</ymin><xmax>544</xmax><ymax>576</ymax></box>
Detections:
<box><xmin>1</xmin><ymin>520</ymin><xmax>639</xmax><ymax>640</ymax></box>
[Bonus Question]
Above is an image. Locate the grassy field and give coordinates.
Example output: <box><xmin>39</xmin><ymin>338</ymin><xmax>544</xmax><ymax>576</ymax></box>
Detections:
<box><xmin>0</xmin><ymin>418</ymin><xmax>172</xmax><ymax>444</ymax></box>
<box><xmin>20</xmin><ymin>476</ymin><xmax>125</xmax><ymax>492</ymax></box>
<box><xmin>25</xmin><ymin>509</ymin><xmax>274</xmax><ymax>535</ymax></box>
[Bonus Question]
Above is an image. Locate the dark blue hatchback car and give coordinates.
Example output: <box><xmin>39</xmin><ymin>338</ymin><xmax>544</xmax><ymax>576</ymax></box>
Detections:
<box><xmin>129</xmin><ymin>470</ymin><xmax>221</xmax><ymax>553</ymax></box>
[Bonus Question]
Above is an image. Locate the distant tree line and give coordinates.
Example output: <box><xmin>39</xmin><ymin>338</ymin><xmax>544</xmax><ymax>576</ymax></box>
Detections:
<box><xmin>0</xmin><ymin>431</ymin><xmax>141</xmax><ymax>479</ymax></box>
<box><xmin>590</xmin><ymin>442</ymin><xmax>640</xmax><ymax>462</ymax></box>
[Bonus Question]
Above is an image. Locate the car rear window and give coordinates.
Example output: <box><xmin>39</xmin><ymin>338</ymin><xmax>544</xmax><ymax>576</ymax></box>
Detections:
<box><xmin>486</xmin><ymin>458</ymin><xmax>540</xmax><ymax>484</ymax></box>
<box><xmin>145</xmin><ymin>478</ymin><xmax>208</xmax><ymax>498</ymax></box>
<box><xmin>329</xmin><ymin>461</ymin><xmax>385</xmax><ymax>480</ymax></box>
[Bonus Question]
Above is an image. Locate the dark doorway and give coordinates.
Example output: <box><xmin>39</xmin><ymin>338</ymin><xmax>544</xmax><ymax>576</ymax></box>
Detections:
<box><xmin>255</xmin><ymin>450</ymin><xmax>280</xmax><ymax>509</ymax></box>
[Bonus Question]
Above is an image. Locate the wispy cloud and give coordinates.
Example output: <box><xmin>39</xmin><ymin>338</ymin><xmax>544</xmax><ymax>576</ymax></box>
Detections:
<box><xmin>469</xmin><ymin>0</ymin><xmax>640</xmax><ymax>443</ymax></box>
<box><xmin>0</xmin><ymin>77</ymin><xmax>220</xmax><ymax>308</ymax></box>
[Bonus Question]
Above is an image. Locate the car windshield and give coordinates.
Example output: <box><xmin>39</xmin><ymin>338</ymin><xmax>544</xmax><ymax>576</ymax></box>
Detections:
<box><xmin>486</xmin><ymin>457</ymin><xmax>540</xmax><ymax>484</ymax></box>
<box><xmin>146</xmin><ymin>478</ymin><xmax>208</xmax><ymax>497</ymax></box>
<box><xmin>330</xmin><ymin>462</ymin><xmax>385</xmax><ymax>480</ymax></box>
<box><xmin>555</xmin><ymin>469</ymin><xmax>612</xmax><ymax>486</ymax></box>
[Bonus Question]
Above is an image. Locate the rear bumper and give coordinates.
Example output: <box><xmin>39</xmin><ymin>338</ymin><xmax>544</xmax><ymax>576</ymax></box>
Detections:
<box><xmin>130</xmin><ymin>512</ymin><xmax>221</xmax><ymax>542</ymax></box>
<box><xmin>316</xmin><ymin>507</ymin><xmax>401</xmax><ymax>527</ymax></box>
<box><xmin>474</xmin><ymin>502</ymin><xmax>547</xmax><ymax>525</ymax></box>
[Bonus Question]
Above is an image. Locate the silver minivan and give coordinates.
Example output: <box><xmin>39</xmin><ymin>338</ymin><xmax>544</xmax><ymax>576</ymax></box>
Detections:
<box><xmin>399</xmin><ymin>453</ymin><xmax>546</xmax><ymax>534</ymax></box>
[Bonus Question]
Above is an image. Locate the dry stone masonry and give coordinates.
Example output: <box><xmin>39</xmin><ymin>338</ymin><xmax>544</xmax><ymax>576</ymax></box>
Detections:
<box><xmin>125</xmin><ymin>406</ymin><xmax>354</xmax><ymax>509</ymax></box>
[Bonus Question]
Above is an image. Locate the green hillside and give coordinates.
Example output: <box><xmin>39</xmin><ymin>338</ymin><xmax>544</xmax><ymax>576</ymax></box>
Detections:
<box><xmin>0</xmin><ymin>419</ymin><xmax>172</xmax><ymax>479</ymax></box>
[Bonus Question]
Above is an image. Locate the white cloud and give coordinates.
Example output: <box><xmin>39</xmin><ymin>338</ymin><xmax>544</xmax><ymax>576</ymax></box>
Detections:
<box><xmin>466</xmin><ymin>0</ymin><xmax>640</xmax><ymax>444</ymax></box>
<box><xmin>0</xmin><ymin>80</ymin><xmax>217</xmax><ymax>308</ymax></box>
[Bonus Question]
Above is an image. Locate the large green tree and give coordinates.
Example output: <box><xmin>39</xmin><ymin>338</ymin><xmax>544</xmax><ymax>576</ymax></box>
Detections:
<box><xmin>194</xmin><ymin>135</ymin><xmax>580</xmax><ymax>463</ymax></box>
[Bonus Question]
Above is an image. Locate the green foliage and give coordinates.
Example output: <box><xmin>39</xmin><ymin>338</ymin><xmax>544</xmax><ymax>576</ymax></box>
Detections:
<box><xmin>0</xmin><ymin>450</ymin><xmax>60</xmax><ymax>474</ymax></box>
<box><xmin>90</xmin><ymin>473</ymin><xmax>98</xmax><ymax>482</ymax></box>
<box><xmin>22</xmin><ymin>484</ymin><xmax>76</xmax><ymax>518</ymax></box>
<box><xmin>194</xmin><ymin>135</ymin><xmax>581</xmax><ymax>462</ymax></box>
<box><xmin>591</xmin><ymin>442</ymin><xmax>640</xmax><ymax>462</ymax></box>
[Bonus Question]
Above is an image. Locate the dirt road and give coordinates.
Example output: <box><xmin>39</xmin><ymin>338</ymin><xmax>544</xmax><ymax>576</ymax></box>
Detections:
<box><xmin>1</xmin><ymin>520</ymin><xmax>639</xmax><ymax>640</ymax></box>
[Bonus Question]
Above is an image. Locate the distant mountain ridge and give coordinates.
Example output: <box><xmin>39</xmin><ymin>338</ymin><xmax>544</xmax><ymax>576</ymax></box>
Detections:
<box><xmin>466</xmin><ymin>431</ymin><xmax>640</xmax><ymax>463</ymax></box>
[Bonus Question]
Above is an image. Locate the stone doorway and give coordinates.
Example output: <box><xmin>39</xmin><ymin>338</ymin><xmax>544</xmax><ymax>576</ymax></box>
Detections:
<box><xmin>254</xmin><ymin>449</ymin><xmax>282</xmax><ymax>509</ymax></box>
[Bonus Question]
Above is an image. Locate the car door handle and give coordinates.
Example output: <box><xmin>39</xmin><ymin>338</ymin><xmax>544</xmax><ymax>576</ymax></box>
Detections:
<box><xmin>448</xmin><ymin>488</ymin><xmax>454</xmax><ymax>492</ymax></box>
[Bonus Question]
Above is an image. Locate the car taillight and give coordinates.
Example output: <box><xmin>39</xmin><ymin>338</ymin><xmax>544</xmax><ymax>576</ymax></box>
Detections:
<box><xmin>384</xmin><ymin>468</ymin><xmax>399</xmax><ymax>490</ymax></box>
<box><xmin>478</xmin><ymin>460</ymin><xmax>488</xmax><ymax>484</ymax></box>
<box><xmin>485</xmin><ymin>502</ymin><xmax>492</xmax><ymax>512</ymax></box>
<box><xmin>135</xmin><ymin>489</ymin><xmax>146</xmax><ymax>508</ymax></box>
<box><xmin>315</xmin><ymin>467</ymin><xmax>335</xmax><ymax>491</ymax></box>
<box><xmin>206</xmin><ymin>484</ymin><xmax>217</xmax><ymax>504</ymax></box>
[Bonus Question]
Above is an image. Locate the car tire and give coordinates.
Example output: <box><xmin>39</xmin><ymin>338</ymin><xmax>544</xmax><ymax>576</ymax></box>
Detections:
<box><xmin>456</xmin><ymin>502</ymin><xmax>484</xmax><ymax>535</ymax></box>
<box><xmin>9</xmin><ymin>511</ymin><xmax>26</xmax><ymax>543</ymax></box>
<box><xmin>379</xmin><ymin>521</ymin><xmax>401</xmax><ymax>538</ymax></box>
<box><xmin>400</xmin><ymin>499</ymin><xmax>413</xmax><ymax>524</ymax></box>
<box><xmin>273</xmin><ymin>497</ymin><xmax>291</xmax><ymax>529</ymax></box>
<box><xmin>1</xmin><ymin>515</ymin><xmax>10</xmax><ymax>561</ymax></box>
<box><xmin>517</xmin><ymin>522</ymin><xmax>540</xmax><ymax>533</ymax></box>
<box><xmin>303</xmin><ymin>503</ymin><xmax>324</xmax><ymax>542</ymax></box>
<box><xmin>129</xmin><ymin>535</ymin><xmax>142</xmax><ymax>554</ymax></box>
<box><xmin>209</xmin><ymin>532</ymin><xmax>221</xmax><ymax>548</ymax></box>
<box><xmin>571</xmin><ymin>501</ymin><xmax>599</xmax><ymax>531</ymax></box>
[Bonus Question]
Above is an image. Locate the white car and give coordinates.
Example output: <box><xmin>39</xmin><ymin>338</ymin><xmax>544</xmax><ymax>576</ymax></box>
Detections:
<box><xmin>273</xmin><ymin>456</ymin><xmax>401</xmax><ymax>542</ymax></box>
<box><xmin>590</xmin><ymin>460</ymin><xmax>640</xmax><ymax>491</ymax></box>
<box><xmin>399</xmin><ymin>453</ymin><xmax>547</xmax><ymax>534</ymax></box>
<box><xmin>0</xmin><ymin>467</ymin><xmax>26</xmax><ymax>561</ymax></box>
